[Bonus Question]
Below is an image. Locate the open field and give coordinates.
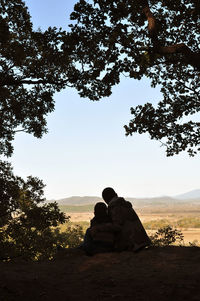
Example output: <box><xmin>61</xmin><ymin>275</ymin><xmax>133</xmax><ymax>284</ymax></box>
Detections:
<box><xmin>65</xmin><ymin>206</ymin><xmax>200</xmax><ymax>224</ymax></box>
<box><xmin>173</xmin><ymin>229</ymin><xmax>199</xmax><ymax>244</ymax></box>
<box><xmin>61</xmin><ymin>205</ymin><xmax>200</xmax><ymax>245</ymax></box>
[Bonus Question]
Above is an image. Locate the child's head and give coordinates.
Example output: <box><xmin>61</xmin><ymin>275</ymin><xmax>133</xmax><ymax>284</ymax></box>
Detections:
<box><xmin>94</xmin><ymin>202</ymin><xmax>108</xmax><ymax>221</ymax></box>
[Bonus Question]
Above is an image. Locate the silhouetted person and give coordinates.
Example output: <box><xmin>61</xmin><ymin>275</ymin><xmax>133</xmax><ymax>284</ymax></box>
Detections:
<box><xmin>82</xmin><ymin>202</ymin><xmax>120</xmax><ymax>255</ymax></box>
<box><xmin>102</xmin><ymin>187</ymin><xmax>151</xmax><ymax>252</ymax></box>
<box><xmin>90</xmin><ymin>202</ymin><xmax>110</xmax><ymax>226</ymax></box>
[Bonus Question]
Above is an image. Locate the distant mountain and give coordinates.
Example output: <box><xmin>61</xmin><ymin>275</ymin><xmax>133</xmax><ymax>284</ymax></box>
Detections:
<box><xmin>56</xmin><ymin>196</ymin><xmax>102</xmax><ymax>205</ymax></box>
<box><xmin>54</xmin><ymin>196</ymin><xmax>175</xmax><ymax>206</ymax></box>
<box><xmin>174</xmin><ymin>189</ymin><xmax>200</xmax><ymax>200</ymax></box>
<box><xmin>51</xmin><ymin>195</ymin><xmax>200</xmax><ymax>208</ymax></box>
<box><xmin>126</xmin><ymin>196</ymin><xmax>182</xmax><ymax>207</ymax></box>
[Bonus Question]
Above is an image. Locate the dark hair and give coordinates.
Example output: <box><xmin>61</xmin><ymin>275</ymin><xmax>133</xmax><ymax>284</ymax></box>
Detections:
<box><xmin>94</xmin><ymin>202</ymin><xmax>107</xmax><ymax>215</ymax></box>
<box><xmin>93</xmin><ymin>202</ymin><xmax>108</xmax><ymax>223</ymax></box>
<box><xmin>102</xmin><ymin>187</ymin><xmax>117</xmax><ymax>203</ymax></box>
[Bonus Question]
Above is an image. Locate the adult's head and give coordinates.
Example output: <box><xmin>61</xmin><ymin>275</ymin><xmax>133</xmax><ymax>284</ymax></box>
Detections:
<box><xmin>102</xmin><ymin>187</ymin><xmax>117</xmax><ymax>204</ymax></box>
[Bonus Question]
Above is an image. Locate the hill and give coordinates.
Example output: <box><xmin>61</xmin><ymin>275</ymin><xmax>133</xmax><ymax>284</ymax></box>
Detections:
<box><xmin>56</xmin><ymin>196</ymin><xmax>102</xmax><ymax>205</ymax></box>
<box><xmin>174</xmin><ymin>189</ymin><xmax>200</xmax><ymax>200</ymax></box>
<box><xmin>52</xmin><ymin>195</ymin><xmax>200</xmax><ymax>210</ymax></box>
<box><xmin>1</xmin><ymin>247</ymin><xmax>200</xmax><ymax>301</ymax></box>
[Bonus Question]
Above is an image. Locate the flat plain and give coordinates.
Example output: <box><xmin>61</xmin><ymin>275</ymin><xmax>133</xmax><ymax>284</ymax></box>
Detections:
<box><xmin>65</xmin><ymin>205</ymin><xmax>200</xmax><ymax>245</ymax></box>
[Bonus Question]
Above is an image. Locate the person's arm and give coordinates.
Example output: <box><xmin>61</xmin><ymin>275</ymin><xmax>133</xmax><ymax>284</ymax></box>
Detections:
<box><xmin>90</xmin><ymin>223</ymin><xmax>121</xmax><ymax>236</ymax></box>
<box><xmin>90</xmin><ymin>217</ymin><xmax>96</xmax><ymax>227</ymax></box>
<box><xmin>109</xmin><ymin>205</ymin><xmax>124</xmax><ymax>225</ymax></box>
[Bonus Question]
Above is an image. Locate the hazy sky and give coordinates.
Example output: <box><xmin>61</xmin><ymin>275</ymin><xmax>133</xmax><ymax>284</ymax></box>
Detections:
<box><xmin>10</xmin><ymin>0</ymin><xmax>200</xmax><ymax>199</ymax></box>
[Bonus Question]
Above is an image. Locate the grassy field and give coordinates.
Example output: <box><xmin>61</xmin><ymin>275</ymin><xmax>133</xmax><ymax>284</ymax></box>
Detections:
<box><xmin>59</xmin><ymin>204</ymin><xmax>200</xmax><ymax>245</ymax></box>
<box><xmin>59</xmin><ymin>204</ymin><xmax>94</xmax><ymax>213</ymax></box>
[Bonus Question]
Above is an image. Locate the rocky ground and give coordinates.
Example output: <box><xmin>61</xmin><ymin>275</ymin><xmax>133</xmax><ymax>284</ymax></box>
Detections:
<box><xmin>1</xmin><ymin>246</ymin><xmax>200</xmax><ymax>301</ymax></box>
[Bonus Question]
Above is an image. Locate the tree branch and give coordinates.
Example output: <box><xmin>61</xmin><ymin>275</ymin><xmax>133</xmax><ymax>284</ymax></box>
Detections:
<box><xmin>179</xmin><ymin>81</ymin><xmax>200</xmax><ymax>97</ymax></box>
<box><xmin>0</xmin><ymin>79</ymin><xmax>73</xmax><ymax>87</ymax></box>
<box><xmin>142</xmin><ymin>4</ymin><xmax>157</xmax><ymax>39</ymax></box>
<box><xmin>14</xmin><ymin>129</ymin><xmax>28</xmax><ymax>133</ymax></box>
<box><xmin>157</xmin><ymin>44</ymin><xmax>200</xmax><ymax>70</ymax></box>
<box><xmin>141</xmin><ymin>1</ymin><xmax>200</xmax><ymax>70</ymax></box>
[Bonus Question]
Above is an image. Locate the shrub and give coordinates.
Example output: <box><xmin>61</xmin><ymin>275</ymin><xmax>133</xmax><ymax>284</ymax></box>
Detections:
<box><xmin>56</xmin><ymin>223</ymin><xmax>84</xmax><ymax>249</ymax></box>
<box><xmin>149</xmin><ymin>225</ymin><xmax>184</xmax><ymax>247</ymax></box>
<box><xmin>0</xmin><ymin>161</ymin><xmax>75</xmax><ymax>261</ymax></box>
<box><xmin>188</xmin><ymin>240</ymin><xmax>200</xmax><ymax>247</ymax></box>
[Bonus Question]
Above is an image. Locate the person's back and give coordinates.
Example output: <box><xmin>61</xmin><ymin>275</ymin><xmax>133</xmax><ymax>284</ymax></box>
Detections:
<box><xmin>90</xmin><ymin>202</ymin><xmax>120</xmax><ymax>247</ymax></box>
<box><xmin>102</xmin><ymin>187</ymin><xmax>151</xmax><ymax>252</ymax></box>
<box><xmin>82</xmin><ymin>202</ymin><xmax>120</xmax><ymax>255</ymax></box>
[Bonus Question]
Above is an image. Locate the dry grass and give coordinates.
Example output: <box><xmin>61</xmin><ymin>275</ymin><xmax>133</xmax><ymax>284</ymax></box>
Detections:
<box><xmin>69</xmin><ymin>212</ymin><xmax>93</xmax><ymax>222</ymax></box>
<box><xmin>68</xmin><ymin>209</ymin><xmax>200</xmax><ymax>245</ymax></box>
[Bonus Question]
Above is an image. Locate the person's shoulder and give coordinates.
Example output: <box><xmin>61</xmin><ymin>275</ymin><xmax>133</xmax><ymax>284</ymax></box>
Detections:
<box><xmin>90</xmin><ymin>217</ymin><xmax>97</xmax><ymax>227</ymax></box>
<box><xmin>109</xmin><ymin>196</ymin><xmax>126</xmax><ymax>207</ymax></box>
<box><xmin>109</xmin><ymin>197</ymin><xmax>133</xmax><ymax>210</ymax></box>
<box><xmin>125</xmin><ymin>200</ymin><xmax>133</xmax><ymax>208</ymax></box>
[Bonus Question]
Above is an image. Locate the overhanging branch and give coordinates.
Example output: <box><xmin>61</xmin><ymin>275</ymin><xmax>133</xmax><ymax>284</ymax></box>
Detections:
<box><xmin>157</xmin><ymin>44</ymin><xmax>200</xmax><ymax>70</ymax></box>
<box><xmin>141</xmin><ymin>1</ymin><xmax>200</xmax><ymax>70</ymax></box>
<box><xmin>0</xmin><ymin>79</ymin><xmax>73</xmax><ymax>87</ymax></box>
<box><xmin>142</xmin><ymin>4</ymin><xmax>157</xmax><ymax>39</ymax></box>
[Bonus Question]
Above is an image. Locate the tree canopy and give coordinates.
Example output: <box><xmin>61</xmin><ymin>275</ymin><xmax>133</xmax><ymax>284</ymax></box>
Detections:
<box><xmin>69</xmin><ymin>0</ymin><xmax>200</xmax><ymax>156</ymax></box>
<box><xmin>0</xmin><ymin>161</ymin><xmax>84</xmax><ymax>260</ymax></box>
<box><xmin>0</xmin><ymin>161</ymin><xmax>65</xmax><ymax>260</ymax></box>
<box><xmin>0</xmin><ymin>0</ymin><xmax>199</xmax><ymax>259</ymax></box>
<box><xmin>0</xmin><ymin>0</ymin><xmax>87</xmax><ymax>156</ymax></box>
<box><xmin>0</xmin><ymin>1</ymin><xmax>85</xmax><ymax>260</ymax></box>
<box><xmin>1</xmin><ymin>0</ymin><xmax>199</xmax><ymax>156</ymax></box>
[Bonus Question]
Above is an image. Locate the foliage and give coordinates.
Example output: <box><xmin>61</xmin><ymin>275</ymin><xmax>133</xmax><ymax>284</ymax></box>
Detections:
<box><xmin>150</xmin><ymin>225</ymin><xmax>184</xmax><ymax>247</ymax></box>
<box><xmin>0</xmin><ymin>0</ymin><xmax>86</xmax><ymax>157</ymax></box>
<box><xmin>144</xmin><ymin>217</ymin><xmax>200</xmax><ymax>230</ymax></box>
<box><xmin>70</xmin><ymin>0</ymin><xmax>200</xmax><ymax>156</ymax></box>
<box><xmin>144</xmin><ymin>219</ymin><xmax>171</xmax><ymax>230</ymax></box>
<box><xmin>59</xmin><ymin>220</ymin><xmax>90</xmax><ymax>234</ymax></box>
<box><xmin>176</xmin><ymin>217</ymin><xmax>200</xmax><ymax>229</ymax></box>
<box><xmin>0</xmin><ymin>161</ymin><xmax>70</xmax><ymax>260</ymax></box>
<box><xmin>0</xmin><ymin>1</ymin><xmax>88</xmax><ymax>260</ymax></box>
<box><xmin>1</xmin><ymin>0</ymin><xmax>199</xmax><ymax>259</ymax></box>
<box><xmin>188</xmin><ymin>239</ymin><xmax>200</xmax><ymax>247</ymax></box>
<box><xmin>57</xmin><ymin>223</ymin><xmax>84</xmax><ymax>249</ymax></box>
<box><xmin>1</xmin><ymin>0</ymin><xmax>199</xmax><ymax>157</ymax></box>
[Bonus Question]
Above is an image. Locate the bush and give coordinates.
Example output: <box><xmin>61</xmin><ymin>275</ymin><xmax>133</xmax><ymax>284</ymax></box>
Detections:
<box><xmin>0</xmin><ymin>161</ymin><xmax>76</xmax><ymax>261</ymax></box>
<box><xmin>56</xmin><ymin>223</ymin><xmax>84</xmax><ymax>249</ymax></box>
<box><xmin>149</xmin><ymin>225</ymin><xmax>184</xmax><ymax>247</ymax></box>
<box><xmin>188</xmin><ymin>240</ymin><xmax>200</xmax><ymax>247</ymax></box>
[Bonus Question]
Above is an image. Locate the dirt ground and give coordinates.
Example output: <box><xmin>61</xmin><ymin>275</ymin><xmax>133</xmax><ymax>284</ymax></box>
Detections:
<box><xmin>1</xmin><ymin>246</ymin><xmax>200</xmax><ymax>301</ymax></box>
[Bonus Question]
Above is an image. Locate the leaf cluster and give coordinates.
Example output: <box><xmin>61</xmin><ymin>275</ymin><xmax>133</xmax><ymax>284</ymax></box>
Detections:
<box><xmin>1</xmin><ymin>0</ymin><xmax>199</xmax><ymax>156</ymax></box>
<box><xmin>150</xmin><ymin>225</ymin><xmax>184</xmax><ymax>247</ymax></box>
<box><xmin>0</xmin><ymin>161</ymin><xmax>74</xmax><ymax>261</ymax></box>
<box><xmin>0</xmin><ymin>0</ymin><xmax>81</xmax><ymax>156</ymax></box>
<box><xmin>69</xmin><ymin>0</ymin><xmax>200</xmax><ymax>155</ymax></box>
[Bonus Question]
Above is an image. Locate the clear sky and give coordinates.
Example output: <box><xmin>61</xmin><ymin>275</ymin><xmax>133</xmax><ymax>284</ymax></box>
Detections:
<box><xmin>10</xmin><ymin>0</ymin><xmax>200</xmax><ymax>200</ymax></box>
